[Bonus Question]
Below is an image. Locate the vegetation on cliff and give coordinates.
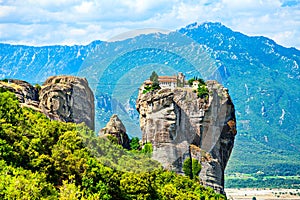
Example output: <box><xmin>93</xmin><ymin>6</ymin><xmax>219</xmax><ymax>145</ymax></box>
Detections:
<box><xmin>183</xmin><ymin>158</ymin><xmax>202</xmax><ymax>180</ymax></box>
<box><xmin>0</xmin><ymin>90</ymin><xmax>225</xmax><ymax>199</ymax></box>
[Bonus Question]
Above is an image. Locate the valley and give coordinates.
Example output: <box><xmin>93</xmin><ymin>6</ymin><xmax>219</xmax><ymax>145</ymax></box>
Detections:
<box><xmin>226</xmin><ymin>188</ymin><xmax>300</xmax><ymax>200</ymax></box>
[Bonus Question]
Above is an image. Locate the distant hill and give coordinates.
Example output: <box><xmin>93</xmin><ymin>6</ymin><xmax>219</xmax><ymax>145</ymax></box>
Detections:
<box><xmin>0</xmin><ymin>41</ymin><xmax>101</xmax><ymax>83</ymax></box>
<box><xmin>0</xmin><ymin>22</ymin><xmax>299</xmax><ymax>187</ymax></box>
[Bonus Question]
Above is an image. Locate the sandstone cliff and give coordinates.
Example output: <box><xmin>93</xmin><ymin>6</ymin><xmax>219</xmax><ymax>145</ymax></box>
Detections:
<box><xmin>39</xmin><ymin>76</ymin><xmax>95</xmax><ymax>130</ymax></box>
<box><xmin>136</xmin><ymin>80</ymin><xmax>236</xmax><ymax>194</ymax></box>
<box><xmin>0</xmin><ymin>76</ymin><xmax>95</xmax><ymax>130</ymax></box>
<box><xmin>99</xmin><ymin>114</ymin><xmax>130</xmax><ymax>149</ymax></box>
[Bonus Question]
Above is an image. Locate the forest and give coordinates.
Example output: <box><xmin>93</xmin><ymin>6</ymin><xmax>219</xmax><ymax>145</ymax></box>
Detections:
<box><xmin>0</xmin><ymin>90</ymin><xmax>225</xmax><ymax>199</ymax></box>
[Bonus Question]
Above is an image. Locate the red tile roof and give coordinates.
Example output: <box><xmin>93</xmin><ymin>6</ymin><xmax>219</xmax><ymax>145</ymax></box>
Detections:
<box><xmin>158</xmin><ymin>76</ymin><xmax>177</xmax><ymax>83</ymax></box>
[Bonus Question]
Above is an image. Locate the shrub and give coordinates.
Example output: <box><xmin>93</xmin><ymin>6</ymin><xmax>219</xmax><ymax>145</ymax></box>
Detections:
<box><xmin>197</xmin><ymin>85</ymin><xmax>209</xmax><ymax>98</ymax></box>
<box><xmin>34</xmin><ymin>83</ymin><xmax>41</xmax><ymax>92</ymax></box>
<box><xmin>130</xmin><ymin>137</ymin><xmax>140</xmax><ymax>150</ymax></box>
<box><xmin>141</xmin><ymin>142</ymin><xmax>153</xmax><ymax>156</ymax></box>
<box><xmin>183</xmin><ymin>158</ymin><xmax>202</xmax><ymax>179</ymax></box>
<box><xmin>1</xmin><ymin>79</ymin><xmax>9</xmax><ymax>83</ymax></box>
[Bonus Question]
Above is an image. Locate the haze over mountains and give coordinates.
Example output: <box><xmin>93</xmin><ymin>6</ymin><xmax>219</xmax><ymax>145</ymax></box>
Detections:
<box><xmin>0</xmin><ymin>22</ymin><xmax>299</xmax><ymax>183</ymax></box>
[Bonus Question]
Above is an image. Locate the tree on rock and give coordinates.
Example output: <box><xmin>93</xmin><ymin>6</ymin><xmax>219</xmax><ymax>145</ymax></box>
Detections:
<box><xmin>150</xmin><ymin>71</ymin><xmax>158</xmax><ymax>82</ymax></box>
<box><xmin>183</xmin><ymin>158</ymin><xmax>202</xmax><ymax>180</ymax></box>
<box><xmin>150</xmin><ymin>71</ymin><xmax>160</xmax><ymax>90</ymax></box>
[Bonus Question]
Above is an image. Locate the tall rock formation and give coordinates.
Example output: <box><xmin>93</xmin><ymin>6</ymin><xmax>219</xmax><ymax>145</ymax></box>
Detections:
<box><xmin>0</xmin><ymin>76</ymin><xmax>95</xmax><ymax>130</ymax></box>
<box><xmin>39</xmin><ymin>76</ymin><xmax>95</xmax><ymax>130</ymax></box>
<box><xmin>136</xmin><ymin>80</ymin><xmax>236</xmax><ymax>194</ymax></box>
<box><xmin>99</xmin><ymin>114</ymin><xmax>130</xmax><ymax>149</ymax></box>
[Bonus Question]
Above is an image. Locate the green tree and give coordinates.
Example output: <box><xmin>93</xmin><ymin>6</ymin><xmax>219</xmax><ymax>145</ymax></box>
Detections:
<box><xmin>192</xmin><ymin>159</ymin><xmax>202</xmax><ymax>178</ymax></box>
<box><xmin>120</xmin><ymin>172</ymin><xmax>159</xmax><ymax>199</ymax></box>
<box><xmin>150</xmin><ymin>71</ymin><xmax>158</xmax><ymax>82</ymax></box>
<box><xmin>0</xmin><ymin>161</ymin><xmax>57</xmax><ymax>199</ymax></box>
<box><xmin>198</xmin><ymin>78</ymin><xmax>205</xmax><ymax>85</ymax></box>
<box><xmin>197</xmin><ymin>85</ymin><xmax>209</xmax><ymax>98</ymax></box>
<box><xmin>1</xmin><ymin>79</ymin><xmax>8</xmax><ymax>83</ymax></box>
<box><xmin>188</xmin><ymin>77</ymin><xmax>206</xmax><ymax>87</ymax></box>
<box><xmin>183</xmin><ymin>158</ymin><xmax>202</xmax><ymax>179</ymax></box>
<box><xmin>143</xmin><ymin>71</ymin><xmax>161</xmax><ymax>93</ymax></box>
<box><xmin>188</xmin><ymin>77</ymin><xmax>196</xmax><ymax>87</ymax></box>
<box><xmin>0</xmin><ymin>91</ymin><xmax>23</xmax><ymax>125</ymax></box>
<box><xmin>141</xmin><ymin>142</ymin><xmax>153</xmax><ymax>156</ymax></box>
<box><xmin>59</xmin><ymin>179</ymin><xmax>82</xmax><ymax>200</ymax></box>
<box><xmin>150</xmin><ymin>71</ymin><xmax>161</xmax><ymax>91</ymax></box>
<box><xmin>130</xmin><ymin>137</ymin><xmax>140</xmax><ymax>150</ymax></box>
<box><xmin>151</xmin><ymin>81</ymin><xmax>161</xmax><ymax>90</ymax></box>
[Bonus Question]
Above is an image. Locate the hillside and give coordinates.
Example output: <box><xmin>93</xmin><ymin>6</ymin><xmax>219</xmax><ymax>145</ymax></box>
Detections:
<box><xmin>0</xmin><ymin>22</ymin><xmax>299</xmax><ymax>187</ymax></box>
<box><xmin>0</xmin><ymin>41</ymin><xmax>101</xmax><ymax>83</ymax></box>
<box><xmin>0</xmin><ymin>89</ymin><xmax>224</xmax><ymax>199</ymax></box>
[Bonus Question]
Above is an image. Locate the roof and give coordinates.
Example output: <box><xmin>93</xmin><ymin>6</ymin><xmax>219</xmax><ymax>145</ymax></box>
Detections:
<box><xmin>158</xmin><ymin>76</ymin><xmax>177</xmax><ymax>83</ymax></box>
<box><xmin>144</xmin><ymin>80</ymin><xmax>153</xmax><ymax>85</ymax></box>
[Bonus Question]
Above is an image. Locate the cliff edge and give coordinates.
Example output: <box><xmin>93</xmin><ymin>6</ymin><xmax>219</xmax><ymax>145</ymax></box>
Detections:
<box><xmin>136</xmin><ymin>80</ymin><xmax>236</xmax><ymax>194</ymax></box>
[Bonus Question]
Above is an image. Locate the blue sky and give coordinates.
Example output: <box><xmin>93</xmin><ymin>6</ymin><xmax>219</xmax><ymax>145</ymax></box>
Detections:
<box><xmin>0</xmin><ymin>0</ymin><xmax>299</xmax><ymax>48</ymax></box>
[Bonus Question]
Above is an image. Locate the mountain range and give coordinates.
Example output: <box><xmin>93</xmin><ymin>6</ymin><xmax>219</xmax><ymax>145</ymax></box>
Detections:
<box><xmin>1</xmin><ymin>22</ymin><xmax>299</xmax><ymax>187</ymax></box>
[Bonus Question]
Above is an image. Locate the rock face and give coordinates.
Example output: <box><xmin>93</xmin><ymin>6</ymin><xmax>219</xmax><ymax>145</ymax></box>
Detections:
<box><xmin>99</xmin><ymin>114</ymin><xmax>130</xmax><ymax>149</ymax></box>
<box><xmin>39</xmin><ymin>76</ymin><xmax>95</xmax><ymax>130</ymax></box>
<box><xmin>136</xmin><ymin>80</ymin><xmax>236</xmax><ymax>194</ymax></box>
<box><xmin>0</xmin><ymin>76</ymin><xmax>95</xmax><ymax>130</ymax></box>
<box><xmin>0</xmin><ymin>79</ymin><xmax>39</xmax><ymax>108</ymax></box>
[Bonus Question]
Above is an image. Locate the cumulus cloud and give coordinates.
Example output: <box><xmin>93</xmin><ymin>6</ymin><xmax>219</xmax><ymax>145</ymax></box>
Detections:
<box><xmin>0</xmin><ymin>0</ymin><xmax>299</xmax><ymax>48</ymax></box>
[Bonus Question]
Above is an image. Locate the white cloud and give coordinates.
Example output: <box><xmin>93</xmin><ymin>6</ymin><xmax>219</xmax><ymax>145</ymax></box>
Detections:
<box><xmin>0</xmin><ymin>5</ymin><xmax>16</xmax><ymax>18</ymax></box>
<box><xmin>0</xmin><ymin>0</ymin><xmax>299</xmax><ymax>49</ymax></box>
<box><xmin>74</xmin><ymin>1</ymin><xmax>94</xmax><ymax>14</ymax></box>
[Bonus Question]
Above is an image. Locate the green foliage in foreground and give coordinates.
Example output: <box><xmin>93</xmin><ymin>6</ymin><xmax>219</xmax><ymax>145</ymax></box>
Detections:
<box><xmin>0</xmin><ymin>90</ymin><xmax>225</xmax><ymax>199</ymax></box>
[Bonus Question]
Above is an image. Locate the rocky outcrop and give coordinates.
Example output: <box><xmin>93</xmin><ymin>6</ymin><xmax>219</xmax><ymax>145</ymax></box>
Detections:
<box><xmin>136</xmin><ymin>80</ymin><xmax>236</xmax><ymax>194</ymax></box>
<box><xmin>99</xmin><ymin>114</ymin><xmax>130</xmax><ymax>149</ymax></box>
<box><xmin>0</xmin><ymin>79</ymin><xmax>40</xmax><ymax>109</ymax></box>
<box><xmin>39</xmin><ymin>76</ymin><xmax>95</xmax><ymax>130</ymax></box>
<box><xmin>0</xmin><ymin>76</ymin><xmax>95</xmax><ymax>130</ymax></box>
